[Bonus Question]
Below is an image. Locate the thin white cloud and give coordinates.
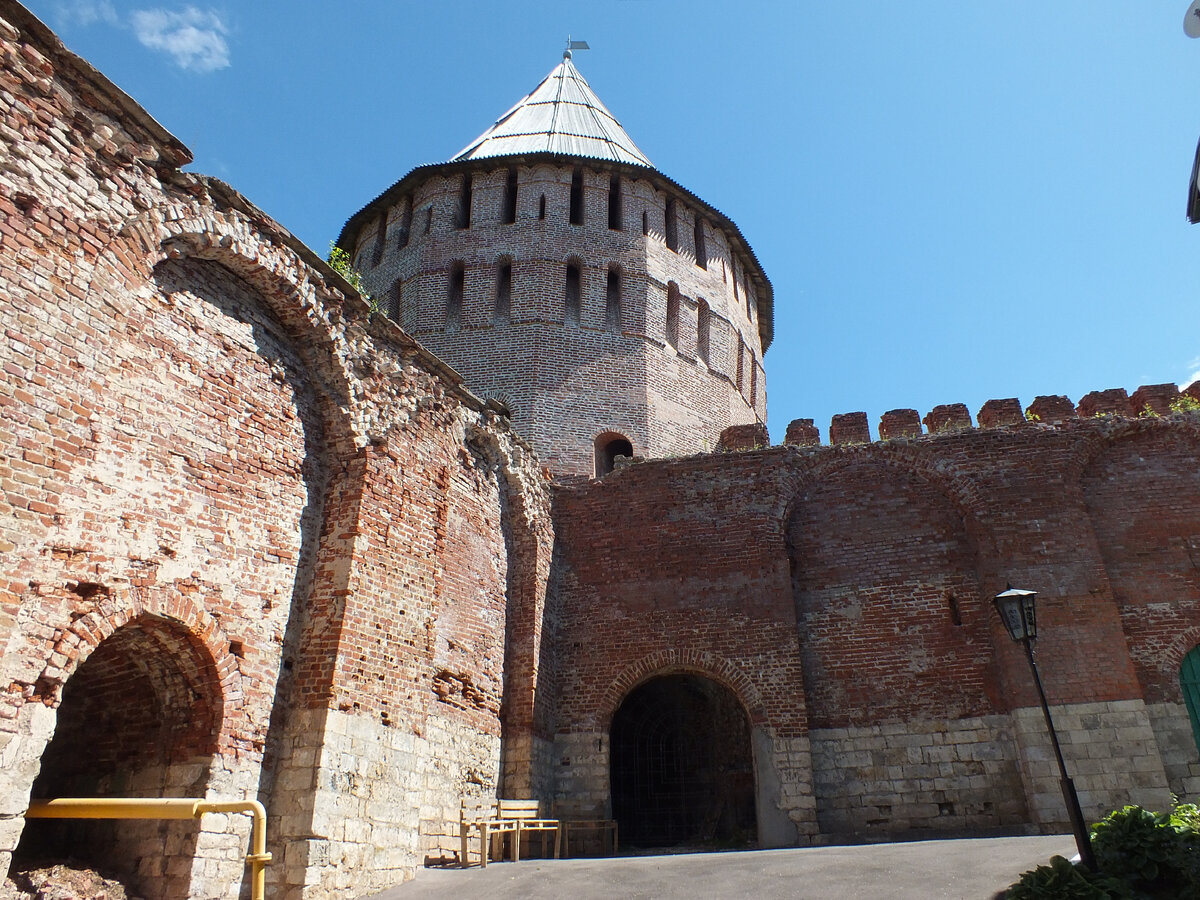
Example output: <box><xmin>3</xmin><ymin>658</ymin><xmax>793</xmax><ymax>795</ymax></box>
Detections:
<box><xmin>52</xmin><ymin>0</ymin><xmax>118</xmax><ymax>27</ymax></box>
<box><xmin>1178</xmin><ymin>356</ymin><xmax>1200</xmax><ymax>389</ymax></box>
<box><xmin>130</xmin><ymin>7</ymin><xmax>230</xmax><ymax>73</ymax></box>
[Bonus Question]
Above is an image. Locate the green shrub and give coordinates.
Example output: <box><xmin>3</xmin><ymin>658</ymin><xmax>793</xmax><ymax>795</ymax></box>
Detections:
<box><xmin>1171</xmin><ymin>802</ymin><xmax>1200</xmax><ymax>832</ymax></box>
<box><xmin>1006</xmin><ymin>855</ymin><xmax>1133</xmax><ymax>899</ymax></box>
<box><xmin>1089</xmin><ymin>805</ymin><xmax>1200</xmax><ymax>898</ymax></box>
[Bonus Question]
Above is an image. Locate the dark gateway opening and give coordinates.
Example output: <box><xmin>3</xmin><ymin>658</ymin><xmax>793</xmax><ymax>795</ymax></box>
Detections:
<box><xmin>610</xmin><ymin>674</ymin><xmax>756</xmax><ymax>849</ymax></box>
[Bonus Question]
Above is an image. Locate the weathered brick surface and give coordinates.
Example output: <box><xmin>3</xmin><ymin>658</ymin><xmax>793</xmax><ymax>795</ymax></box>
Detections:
<box><xmin>8</xmin><ymin>1</ymin><xmax>1200</xmax><ymax>890</ymax></box>
<box><xmin>0</xmin><ymin>7</ymin><xmax>552</xmax><ymax>896</ymax></box>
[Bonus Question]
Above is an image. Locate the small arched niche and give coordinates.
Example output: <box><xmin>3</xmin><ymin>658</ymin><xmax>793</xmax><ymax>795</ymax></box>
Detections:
<box><xmin>14</xmin><ymin>614</ymin><xmax>223</xmax><ymax>900</ymax></box>
<box><xmin>594</xmin><ymin>432</ymin><xmax>634</xmax><ymax>477</ymax></box>
<box><xmin>610</xmin><ymin>673</ymin><xmax>757</xmax><ymax>849</ymax></box>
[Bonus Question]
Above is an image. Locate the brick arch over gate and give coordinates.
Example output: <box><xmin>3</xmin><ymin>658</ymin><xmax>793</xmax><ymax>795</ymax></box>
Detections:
<box><xmin>598</xmin><ymin>650</ymin><xmax>769</xmax><ymax>731</ymax></box>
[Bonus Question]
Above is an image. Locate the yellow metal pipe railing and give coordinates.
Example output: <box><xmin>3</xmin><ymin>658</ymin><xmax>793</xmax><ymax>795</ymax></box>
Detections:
<box><xmin>25</xmin><ymin>798</ymin><xmax>271</xmax><ymax>900</ymax></box>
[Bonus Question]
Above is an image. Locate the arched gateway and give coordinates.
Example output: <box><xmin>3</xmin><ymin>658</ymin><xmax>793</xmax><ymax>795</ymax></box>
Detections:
<box><xmin>609</xmin><ymin>674</ymin><xmax>757</xmax><ymax>848</ymax></box>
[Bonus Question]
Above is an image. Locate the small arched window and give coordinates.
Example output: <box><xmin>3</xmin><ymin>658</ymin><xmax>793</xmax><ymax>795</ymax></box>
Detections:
<box><xmin>502</xmin><ymin>168</ymin><xmax>518</xmax><ymax>224</ymax></box>
<box><xmin>539</xmin><ymin>195</ymin><xmax>547</xmax><ymax>220</ymax></box>
<box><xmin>642</xmin><ymin>210</ymin><xmax>649</xmax><ymax>236</ymax></box>
<box><xmin>565</xmin><ymin>261</ymin><xmax>582</xmax><ymax>324</ymax></box>
<box><xmin>570</xmin><ymin>167</ymin><xmax>584</xmax><ymax>225</ymax></box>
<box><xmin>665</xmin><ymin>281</ymin><xmax>680</xmax><ymax>348</ymax></box>
<box><xmin>665</xmin><ymin>198</ymin><xmax>678</xmax><ymax>251</ymax></box>
<box><xmin>694</xmin><ymin>216</ymin><xmax>707</xmax><ymax>270</ymax></box>
<box><xmin>1182</xmin><ymin>646</ymin><xmax>1200</xmax><ymax>753</ymax></box>
<box><xmin>595</xmin><ymin>432</ymin><xmax>634</xmax><ymax>477</ymax></box>
<box><xmin>494</xmin><ymin>259</ymin><xmax>512</xmax><ymax>323</ymax></box>
<box><xmin>696</xmin><ymin>298</ymin><xmax>710</xmax><ymax>364</ymax></box>
<box><xmin>456</xmin><ymin>174</ymin><xmax>473</xmax><ymax>230</ymax></box>
<box><xmin>447</xmin><ymin>262</ymin><xmax>465</xmax><ymax>329</ymax></box>
<box><xmin>605</xmin><ymin>267</ymin><xmax>622</xmax><ymax>331</ymax></box>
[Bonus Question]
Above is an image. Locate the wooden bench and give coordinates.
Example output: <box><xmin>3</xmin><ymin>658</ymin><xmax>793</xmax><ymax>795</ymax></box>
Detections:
<box><xmin>459</xmin><ymin>799</ymin><xmax>560</xmax><ymax>867</ymax></box>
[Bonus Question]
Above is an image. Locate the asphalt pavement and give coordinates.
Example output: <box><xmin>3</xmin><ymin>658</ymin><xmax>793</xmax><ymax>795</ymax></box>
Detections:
<box><xmin>370</xmin><ymin>833</ymin><xmax>1077</xmax><ymax>899</ymax></box>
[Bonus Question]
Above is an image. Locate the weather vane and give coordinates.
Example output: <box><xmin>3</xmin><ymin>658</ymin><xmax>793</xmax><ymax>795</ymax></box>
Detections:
<box><xmin>564</xmin><ymin>35</ymin><xmax>590</xmax><ymax>60</ymax></box>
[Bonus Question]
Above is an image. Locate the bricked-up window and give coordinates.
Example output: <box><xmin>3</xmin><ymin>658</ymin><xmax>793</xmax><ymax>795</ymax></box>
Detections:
<box><xmin>447</xmin><ymin>262</ymin><xmax>465</xmax><ymax>328</ymax></box>
<box><xmin>735</xmin><ymin>334</ymin><xmax>745</xmax><ymax>391</ymax></box>
<box><xmin>746</xmin><ymin>280</ymin><xmax>753</xmax><ymax>320</ymax></box>
<box><xmin>569</xmin><ymin>167</ymin><xmax>584</xmax><ymax>225</ymax></box>
<box><xmin>370</xmin><ymin>213</ymin><xmax>387</xmax><ymax>267</ymax></box>
<box><xmin>750</xmin><ymin>360</ymin><xmax>758</xmax><ymax>411</ymax></box>
<box><xmin>595</xmin><ymin>432</ymin><xmax>634</xmax><ymax>476</ymax></box>
<box><xmin>731</xmin><ymin>256</ymin><xmax>739</xmax><ymax>305</ymax></box>
<box><xmin>694</xmin><ymin>216</ymin><xmax>707</xmax><ymax>269</ymax></box>
<box><xmin>605</xmin><ymin>266</ymin><xmax>622</xmax><ymax>331</ymax></box>
<box><xmin>494</xmin><ymin>260</ymin><xmax>512</xmax><ymax>323</ymax></box>
<box><xmin>397</xmin><ymin>196</ymin><xmax>412</xmax><ymax>249</ymax></box>
<box><xmin>565</xmin><ymin>261</ymin><xmax>582</xmax><ymax>324</ymax></box>
<box><xmin>424</xmin><ymin>206</ymin><xmax>433</xmax><ymax>234</ymax></box>
<box><xmin>456</xmin><ymin>174</ymin><xmax>472</xmax><ymax>229</ymax></box>
<box><xmin>696</xmin><ymin>298</ymin><xmax>711</xmax><ymax>364</ymax></box>
<box><xmin>539</xmin><ymin>194</ymin><xmax>547</xmax><ymax>220</ymax></box>
<box><xmin>608</xmin><ymin>174</ymin><xmax>622</xmax><ymax>231</ymax></box>
<box><xmin>666</xmin><ymin>281</ymin><xmax>680</xmax><ymax>348</ymax></box>
<box><xmin>1182</xmin><ymin>646</ymin><xmax>1200</xmax><ymax>752</ymax></box>
<box><xmin>502</xmin><ymin>168</ymin><xmax>518</xmax><ymax>224</ymax></box>
<box><xmin>665</xmin><ymin>198</ymin><xmax>678</xmax><ymax>251</ymax></box>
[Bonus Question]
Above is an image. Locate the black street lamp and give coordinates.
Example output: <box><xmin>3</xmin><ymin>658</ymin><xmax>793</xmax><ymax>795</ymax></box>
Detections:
<box><xmin>994</xmin><ymin>586</ymin><xmax>1098</xmax><ymax>871</ymax></box>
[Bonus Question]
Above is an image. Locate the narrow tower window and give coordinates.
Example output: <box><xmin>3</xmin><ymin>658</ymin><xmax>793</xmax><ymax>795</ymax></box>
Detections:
<box><xmin>731</xmin><ymin>256</ymin><xmax>739</xmax><ymax>304</ymax></box>
<box><xmin>569</xmin><ymin>167</ymin><xmax>584</xmax><ymax>225</ymax></box>
<box><xmin>370</xmin><ymin>213</ymin><xmax>387</xmax><ymax>268</ymax></box>
<box><xmin>605</xmin><ymin>267</ymin><xmax>622</xmax><ymax>331</ymax></box>
<box><xmin>735</xmin><ymin>334</ymin><xmax>745</xmax><ymax>392</ymax></box>
<box><xmin>388</xmin><ymin>280</ymin><xmax>402</xmax><ymax>322</ymax></box>
<box><xmin>424</xmin><ymin>207</ymin><xmax>433</xmax><ymax>234</ymax></box>
<box><xmin>750</xmin><ymin>361</ymin><xmax>758</xmax><ymax>411</ymax></box>
<box><xmin>666</xmin><ymin>282</ymin><xmax>680</xmax><ymax>348</ymax></box>
<box><xmin>494</xmin><ymin>260</ymin><xmax>512</xmax><ymax>323</ymax></box>
<box><xmin>456</xmin><ymin>174</ymin><xmax>472</xmax><ymax>230</ymax></box>
<box><xmin>608</xmin><ymin>174</ymin><xmax>622</xmax><ymax>231</ymax></box>
<box><xmin>642</xmin><ymin>210</ymin><xmax>649</xmax><ymax>235</ymax></box>
<box><xmin>396</xmin><ymin>196</ymin><xmax>412</xmax><ymax>250</ymax></box>
<box><xmin>696</xmin><ymin>298</ymin><xmax>710</xmax><ymax>364</ymax></box>
<box><xmin>565</xmin><ymin>262</ymin><xmax>582</xmax><ymax>324</ymax></box>
<box><xmin>665</xmin><ymin>198</ymin><xmax>678</xmax><ymax>251</ymax></box>
<box><xmin>502</xmin><ymin>168</ymin><xmax>518</xmax><ymax>224</ymax></box>
<box><xmin>539</xmin><ymin>194</ymin><xmax>547</xmax><ymax>220</ymax></box>
<box><xmin>694</xmin><ymin>216</ymin><xmax>707</xmax><ymax>269</ymax></box>
<box><xmin>447</xmin><ymin>262</ymin><xmax>465</xmax><ymax>328</ymax></box>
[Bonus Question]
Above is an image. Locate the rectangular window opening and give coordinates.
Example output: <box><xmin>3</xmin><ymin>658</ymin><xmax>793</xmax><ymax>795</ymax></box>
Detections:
<box><xmin>565</xmin><ymin>263</ymin><xmax>581</xmax><ymax>323</ymax></box>
<box><xmin>569</xmin><ymin>167</ymin><xmax>584</xmax><ymax>226</ymax></box>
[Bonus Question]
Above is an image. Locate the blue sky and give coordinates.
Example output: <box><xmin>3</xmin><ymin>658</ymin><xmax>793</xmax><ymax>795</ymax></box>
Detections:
<box><xmin>25</xmin><ymin>1</ymin><xmax>1200</xmax><ymax>444</ymax></box>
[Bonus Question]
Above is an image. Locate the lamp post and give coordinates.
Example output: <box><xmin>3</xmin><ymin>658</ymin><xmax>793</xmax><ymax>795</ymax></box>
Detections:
<box><xmin>994</xmin><ymin>586</ymin><xmax>1097</xmax><ymax>871</ymax></box>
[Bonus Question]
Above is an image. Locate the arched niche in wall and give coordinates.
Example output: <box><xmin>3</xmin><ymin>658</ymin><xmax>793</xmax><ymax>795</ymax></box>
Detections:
<box><xmin>594</xmin><ymin>431</ymin><xmax>634</xmax><ymax>477</ymax></box>
<box><xmin>14</xmin><ymin>615</ymin><xmax>223</xmax><ymax>900</ymax></box>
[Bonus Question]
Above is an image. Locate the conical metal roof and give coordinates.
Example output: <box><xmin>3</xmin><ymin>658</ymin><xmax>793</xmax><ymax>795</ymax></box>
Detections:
<box><xmin>451</xmin><ymin>53</ymin><xmax>652</xmax><ymax>167</ymax></box>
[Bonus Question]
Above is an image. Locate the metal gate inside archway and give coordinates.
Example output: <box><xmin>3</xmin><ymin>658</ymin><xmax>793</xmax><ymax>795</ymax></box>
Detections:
<box><xmin>609</xmin><ymin>673</ymin><xmax>757</xmax><ymax>849</ymax></box>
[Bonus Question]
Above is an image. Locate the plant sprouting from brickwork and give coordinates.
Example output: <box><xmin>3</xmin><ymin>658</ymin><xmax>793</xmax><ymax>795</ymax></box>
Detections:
<box><xmin>1139</xmin><ymin>403</ymin><xmax>1161</xmax><ymax>419</ymax></box>
<box><xmin>327</xmin><ymin>242</ymin><xmax>381</xmax><ymax>314</ymax></box>
<box><xmin>1024</xmin><ymin>407</ymin><xmax>1041</xmax><ymax>423</ymax></box>
<box><xmin>1170</xmin><ymin>394</ymin><xmax>1200</xmax><ymax>414</ymax></box>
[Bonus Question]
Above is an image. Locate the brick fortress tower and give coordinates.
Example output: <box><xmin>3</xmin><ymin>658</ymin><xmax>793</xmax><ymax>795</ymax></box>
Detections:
<box><xmin>339</xmin><ymin>50</ymin><xmax>774</xmax><ymax>477</ymax></box>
